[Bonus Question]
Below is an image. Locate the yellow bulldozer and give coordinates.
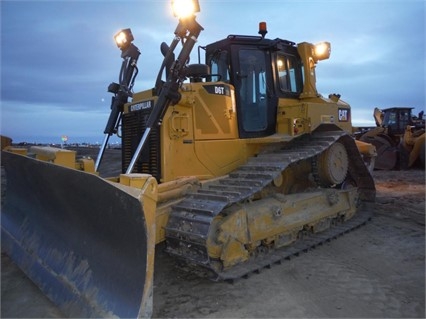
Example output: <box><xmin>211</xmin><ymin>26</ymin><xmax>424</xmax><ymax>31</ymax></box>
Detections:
<box><xmin>355</xmin><ymin>107</ymin><xmax>425</xmax><ymax>170</ymax></box>
<box><xmin>1</xmin><ymin>1</ymin><xmax>376</xmax><ymax>317</ymax></box>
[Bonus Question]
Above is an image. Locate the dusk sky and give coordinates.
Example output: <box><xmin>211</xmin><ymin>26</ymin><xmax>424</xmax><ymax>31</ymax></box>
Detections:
<box><xmin>1</xmin><ymin>0</ymin><xmax>425</xmax><ymax>144</ymax></box>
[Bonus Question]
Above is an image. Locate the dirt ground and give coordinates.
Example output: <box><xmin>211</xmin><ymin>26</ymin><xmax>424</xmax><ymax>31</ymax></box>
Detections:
<box><xmin>1</xmin><ymin>149</ymin><xmax>425</xmax><ymax>318</ymax></box>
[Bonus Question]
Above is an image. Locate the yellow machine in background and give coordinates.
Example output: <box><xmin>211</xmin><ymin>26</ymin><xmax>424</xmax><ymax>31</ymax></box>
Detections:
<box><xmin>1</xmin><ymin>0</ymin><xmax>376</xmax><ymax>317</ymax></box>
<box><xmin>1</xmin><ymin>135</ymin><xmax>12</xmax><ymax>150</ymax></box>
<box><xmin>355</xmin><ymin>107</ymin><xmax>425</xmax><ymax>170</ymax></box>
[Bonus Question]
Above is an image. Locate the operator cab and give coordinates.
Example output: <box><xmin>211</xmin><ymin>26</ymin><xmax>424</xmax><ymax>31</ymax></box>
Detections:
<box><xmin>205</xmin><ymin>35</ymin><xmax>304</xmax><ymax>138</ymax></box>
<box><xmin>382</xmin><ymin>107</ymin><xmax>414</xmax><ymax>135</ymax></box>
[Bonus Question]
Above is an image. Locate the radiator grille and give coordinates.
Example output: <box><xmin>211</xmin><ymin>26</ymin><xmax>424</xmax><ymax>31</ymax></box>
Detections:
<box><xmin>122</xmin><ymin>109</ymin><xmax>161</xmax><ymax>182</ymax></box>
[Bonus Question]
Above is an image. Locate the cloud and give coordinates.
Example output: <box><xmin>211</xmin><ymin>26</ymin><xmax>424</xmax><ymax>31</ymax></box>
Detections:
<box><xmin>1</xmin><ymin>0</ymin><xmax>424</xmax><ymax>142</ymax></box>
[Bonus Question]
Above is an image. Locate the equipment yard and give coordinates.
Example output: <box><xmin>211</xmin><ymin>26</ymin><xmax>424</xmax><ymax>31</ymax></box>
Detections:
<box><xmin>1</xmin><ymin>0</ymin><xmax>425</xmax><ymax>316</ymax></box>
<box><xmin>1</xmin><ymin>148</ymin><xmax>425</xmax><ymax>318</ymax></box>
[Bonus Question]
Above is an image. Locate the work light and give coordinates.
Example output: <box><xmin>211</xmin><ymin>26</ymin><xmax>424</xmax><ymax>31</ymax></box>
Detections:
<box><xmin>114</xmin><ymin>28</ymin><xmax>134</xmax><ymax>50</ymax></box>
<box><xmin>313</xmin><ymin>42</ymin><xmax>331</xmax><ymax>61</ymax></box>
<box><xmin>171</xmin><ymin>0</ymin><xmax>200</xmax><ymax>18</ymax></box>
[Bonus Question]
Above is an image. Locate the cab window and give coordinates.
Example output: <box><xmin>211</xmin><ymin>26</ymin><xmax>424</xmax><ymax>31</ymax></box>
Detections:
<box><xmin>208</xmin><ymin>50</ymin><xmax>230</xmax><ymax>82</ymax></box>
<box><xmin>277</xmin><ymin>54</ymin><xmax>300</xmax><ymax>94</ymax></box>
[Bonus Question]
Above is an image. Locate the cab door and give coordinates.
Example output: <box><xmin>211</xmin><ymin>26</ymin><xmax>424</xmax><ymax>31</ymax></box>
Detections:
<box><xmin>231</xmin><ymin>46</ymin><xmax>277</xmax><ymax>138</ymax></box>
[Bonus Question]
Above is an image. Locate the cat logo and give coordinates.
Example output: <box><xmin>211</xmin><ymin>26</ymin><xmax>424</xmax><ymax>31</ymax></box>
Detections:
<box><xmin>338</xmin><ymin>108</ymin><xmax>350</xmax><ymax>122</ymax></box>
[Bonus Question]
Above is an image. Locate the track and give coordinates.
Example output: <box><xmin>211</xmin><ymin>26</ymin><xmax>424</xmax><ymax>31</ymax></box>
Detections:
<box><xmin>165</xmin><ymin>130</ymin><xmax>375</xmax><ymax>280</ymax></box>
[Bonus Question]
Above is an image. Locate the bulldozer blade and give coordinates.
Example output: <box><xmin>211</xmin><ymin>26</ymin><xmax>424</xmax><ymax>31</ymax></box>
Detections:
<box><xmin>1</xmin><ymin>151</ymin><xmax>155</xmax><ymax>318</ymax></box>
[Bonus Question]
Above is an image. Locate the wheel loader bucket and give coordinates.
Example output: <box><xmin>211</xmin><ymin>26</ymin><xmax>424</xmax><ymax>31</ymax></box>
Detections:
<box><xmin>1</xmin><ymin>150</ymin><xmax>156</xmax><ymax>318</ymax></box>
<box><xmin>361</xmin><ymin>135</ymin><xmax>397</xmax><ymax>170</ymax></box>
